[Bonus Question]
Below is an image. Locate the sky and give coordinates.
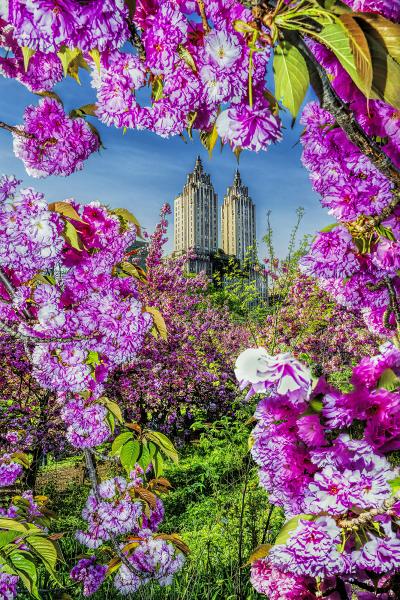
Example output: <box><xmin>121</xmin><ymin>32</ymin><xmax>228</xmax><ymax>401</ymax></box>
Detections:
<box><xmin>0</xmin><ymin>70</ymin><xmax>329</xmax><ymax>257</ymax></box>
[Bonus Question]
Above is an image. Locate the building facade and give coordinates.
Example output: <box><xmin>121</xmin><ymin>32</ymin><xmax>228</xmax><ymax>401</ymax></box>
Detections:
<box><xmin>172</xmin><ymin>160</ymin><xmax>267</xmax><ymax>305</ymax></box>
<box><xmin>173</xmin><ymin>156</ymin><xmax>218</xmax><ymax>274</ymax></box>
<box><xmin>221</xmin><ymin>170</ymin><xmax>256</xmax><ymax>263</ymax></box>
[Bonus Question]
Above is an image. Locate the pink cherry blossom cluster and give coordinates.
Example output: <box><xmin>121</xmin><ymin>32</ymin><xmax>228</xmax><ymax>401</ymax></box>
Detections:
<box><xmin>236</xmin><ymin>344</ymin><xmax>400</xmax><ymax>598</ymax></box>
<box><xmin>13</xmin><ymin>97</ymin><xmax>100</xmax><ymax>178</ymax></box>
<box><xmin>89</xmin><ymin>0</ymin><xmax>280</xmax><ymax>147</ymax></box>
<box><xmin>0</xmin><ymin>20</ymin><xmax>63</xmax><ymax>92</ymax></box>
<box><xmin>0</xmin><ymin>454</ymin><xmax>23</xmax><ymax>487</ymax></box>
<box><xmin>299</xmin><ymin>101</ymin><xmax>400</xmax><ymax>337</ymax></box>
<box><xmin>0</xmin><ymin>173</ymin><xmax>185</xmax><ymax>596</ymax></box>
<box><xmin>72</xmin><ymin>474</ymin><xmax>184</xmax><ymax>596</ymax></box>
<box><xmin>2</xmin><ymin>0</ymin><xmax>129</xmax><ymax>53</ymax></box>
<box><xmin>0</xmin><ymin>0</ymin><xmax>282</xmax><ymax>178</ymax></box>
<box><xmin>0</xmin><ymin>177</ymin><xmax>152</xmax><ymax>401</ymax></box>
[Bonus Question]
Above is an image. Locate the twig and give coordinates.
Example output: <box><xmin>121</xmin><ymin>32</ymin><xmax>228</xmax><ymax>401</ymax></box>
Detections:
<box><xmin>0</xmin><ymin>120</ymin><xmax>35</xmax><ymax>139</ymax></box>
<box><xmin>385</xmin><ymin>276</ymin><xmax>400</xmax><ymax>333</ymax></box>
<box><xmin>197</xmin><ymin>0</ymin><xmax>211</xmax><ymax>33</ymax></box>
<box><xmin>0</xmin><ymin>268</ymin><xmax>31</xmax><ymax>320</ymax></box>
<box><xmin>338</xmin><ymin>491</ymin><xmax>400</xmax><ymax>529</ymax></box>
<box><xmin>261</xmin><ymin>504</ymin><xmax>275</xmax><ymax>544</ymax></box>
<box><xmin>0</xmin><ymin>321</ymin><xmax>89</xmax><ymax>344</ymax></box>
<box><xmin>335</xmin><ymin>578</ymin><xmax>349</xmax><ymax>600</ymax></box>
<box><xmin>127</xmin><ymin>22</ymin><xmax>146</xmax><ymax>61</ymax></box>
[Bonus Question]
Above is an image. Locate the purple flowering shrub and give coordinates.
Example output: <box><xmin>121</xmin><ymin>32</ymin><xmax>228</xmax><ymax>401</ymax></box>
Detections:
<box><xmin>106</xmin><ymin>204</ymin><xmax>251</xmax><ymax>434</ymax></box>
<box><xmin>0</xmin><ymin>175</ymin><xmax>187</xmax><ymax>598</ymax></box>
<box><xmin>262</xmin><ymin>273</ymin><xmax>380</xmax><ymax>377</ymax></box>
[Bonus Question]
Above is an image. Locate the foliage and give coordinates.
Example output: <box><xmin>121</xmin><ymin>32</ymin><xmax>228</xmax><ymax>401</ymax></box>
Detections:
<box><xmin>262</xmin><ymin>273</ymin><xmax>381</xmax><ymax>377</ymax></box>
<box><xmin>25</xmin><ymin>401</ymin><xmax>283</xmax><ymax>600</ymax></box>
<box><xmin>106</xmin><ymin>206</ymin><xmax>251</xmax><ymax>435</ymax></box>
<box><xmin>0</xmin><ymin>180</ymin><xmax>185</xmax><ymax>598</ymax></box>
<box><xmin>208</xmin><ymin>245</ymin><xmax>269</xmax><ymax>325</ymax></box>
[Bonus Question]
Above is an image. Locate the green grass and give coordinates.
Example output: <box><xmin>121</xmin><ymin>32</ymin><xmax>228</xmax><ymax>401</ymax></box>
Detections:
<box><xmin>27</xmin><ymin>404</ymin><xmax>283</xmax><ymax>599</ymax></box>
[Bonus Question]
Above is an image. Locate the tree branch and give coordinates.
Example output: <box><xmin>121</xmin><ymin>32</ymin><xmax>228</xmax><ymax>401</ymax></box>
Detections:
<box><xmin>0</xmin><ymin>268</ymin><xmax>31</xmax><ymax>320</ymax></box>
<box><xmin>338</xmin><ymin>491</ymin><xmax>400</xmax><ymax>529</ymax></box>
<box><xmin>197</xmin><ymin>0</ymin><xmax>211</xmax><ymax>33</ymax></box>
<box><xmin>288</xmin><ymin>32</ymin><xmax>400</xmax><ymax>205</ymax></box>
<box><xmin>300</xmin><ymin>36</ymin><xmax>400</xmax><ymax>184</ymax></box>
<box><xmin>335</xmin><ymin>578</ymin><xmax>350</xmax><ymax>600</ymax></box>
<box><xmin>0</xmin><ymin>320</ymin><xmax>90</xmax><ymax>344</ymax></box>
<box><xmin>0</xmin><ymin>120</ymin><xmax>35</xmax><ymax>139</ymax></box>
<box><xmin>127</xmin><ymin>22</ymin><xmax>146</xmax><ymax>61</ymax></box>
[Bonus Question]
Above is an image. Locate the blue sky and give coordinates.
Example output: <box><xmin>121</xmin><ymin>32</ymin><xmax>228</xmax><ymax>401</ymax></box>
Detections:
<box><xmin>0</xmin><ymin>70</ymin><xmax>329</xmax><ymax>257</ymax></box>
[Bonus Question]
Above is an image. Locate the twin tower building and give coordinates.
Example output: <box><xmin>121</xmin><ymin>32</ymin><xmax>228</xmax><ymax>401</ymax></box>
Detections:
<box><xmin>173</xmin><ymin>156</ymin><xmax>256</xmax><ymax>275</ymax></box>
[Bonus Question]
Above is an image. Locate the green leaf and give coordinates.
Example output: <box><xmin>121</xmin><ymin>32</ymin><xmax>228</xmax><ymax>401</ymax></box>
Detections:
<box><xmin>299</xmin><ymin>399</ymin><xmax>324</xmax><ymax>418</ymax></box>
<box><xmin>119</xmin><ymin>261</ymin><xmax>147</xmax><ymax>282</ymax></box>
<box><xmin>233</xmin><ymin>19</ymin><xmax>257</xmax><ymax>36</ymax></box>
<box><xmin>273</xmin><ymin>41</ymin><xmax>310</xmax><ymax>118</ymax></box>
<box><xmin>106</xmin><ymin>411</ymin><xmax>115</xmax><ymax>434</ymax></box>
<box><xmin>111</xmin><ymin>432</ymin><xmax>133</xmax><ymax>456</ymax></box>
<box><xmin>63</xmin><ymin>221</ymin><xmax>83</xmax><ymax>251</ymax></box>
<box><xmin>57</xmin><ymin>47</ymin><xmax>81</xmax><ymax>77</ymax></box>
<box><xmin>145</xmin><ymin>431</ymin><xmax>178</xmax><ymax>464</ymax></box>
<box><xmin>0</xmin><ymin>518</ymin><xmax>29</xmax><ymax>533</ymax></box>
<box><xmin>200</xmin><ymin>122</ymin><xmax>219</xmax><ymax>158</ymax></box>
<box><xmin>377</xmin><ymin>368</ymin><xmax>400</xmax><ymax>392</ymax></box>
<box><xmin>9</xmin><ymin>552</ymin><xmax>39</xmax><ymax>599</ymax></box>
<box><xmin>137</xmin><ymin>441</ymin><xmax>152</xmax><ymax>471</ymax></box>
<box><xmin>0</xmin><ymin>531</ymin><xmax>20</xmax><ymax>549</ymax></box>
<box><xmin>85</xmin><ymin>351</ymin><xmax>101</xmax><ymax>368</ymax></box>
<box><xmin>100</xmin><ymin>398</ymin><xmax>124</xmax><ymax>423</ymax></box>
<box><xmin>152</xmin><ymin>449</ymin><xmax>164</xmax><ymax>478</ymax></box>
<box><xmin>27</xmin><ymin>536</ymin><xmax>57</xmax><ymax>571</ymax></box>
<box><xmin>48</xmin><ymin>201</ymin><xmax>86</xmax><ymax>223</ymax></box>
<box><xmin>69</xmin><ymin>104</ymin><xmax>98</xmax><ymax>119</ymax></box>
<box><xmin>152</xmin><ymin>77</ymin><xmax>164</xmax><ymax>102</ymax></box>
<box><xmin>148</xmin><ymin>441</ymin><xmax>158</xmax><ymax>459</ymax></box>
<box><xmin>89</xmin><ymin>49</ymin><xmax>101</xmax><ymax>74</ymax></box>
<box><xmin>389</xmin><ymin>477</ymin><xmax>400</xmax><ymax>496</ymax></box>
<box><xmin>339</xmin><ymin>14</ymin><xmax>373</xmax><ymax>97</ymax></box>
<box><xmin>245</xmin><ymin>544</ymin><xmax>272</xmax><ymax>566</ymax></box>
<box><xmin>320</xmin><ymin>222</ymin><xmax>339</xmax><ymax>233</ymax></box>
<box><xmin>313</xmin><ymin>21</ymin><xmax>366</xmax><ymax>94</ymax></box>
<box><xmin>177</xmin><ymin>44</ymin><xmax>197</xmax><ymax>72</ymax></box>
<box><xmin>355</xmin><ymin>13</ymin><xmax>400</xmax><ymax>63</ymax></box>
<box><xmin>375</xmin><ymin>224</ymin><xmax>395</xmax><ymax>241</ymax></box>
<box><xmin>361</xmin><ymin>19</ymin><xmax>400</xmax><ymax>109</ymax></box>
<box><xmin>111</xmin><ymin>208</ymin><xmax>142</xmax><ymax>238</ymax></box>
<box><xmin>187</xmin><ymin>111</ymin><xmax>198</xmax><ymax>140</ymax></box>
<box><xmin>120</xmin><ymin>440</ymin><xmax>141</xmax><ymax>473</ymax></box>
<box><xmin>66</xmin><ymin>52</ymin><xmax>90</xmax><ymax>83</ymax></box>
<box><xmin>35</xmin><ymin>90</ymin><xmax>64</xmax><ymax>106</ymax></box>
<box><xmin>21</xmin><ymin>47</ymin><xmax>35</xmax><ymax>71</ymax></box>
<box><xmin>145</xmin><ymin>306</ymin><xmax>168</xmax><ymax>341</ymax></box>
<box><xmin>274</xmin><ymin>514</ymin><xmax>315</xmax><ymax>547</ymax></box>
<box><xmin>11</xmin><ymin>451</ymin><xmax>31</xmax><ymax>469</ymax></box>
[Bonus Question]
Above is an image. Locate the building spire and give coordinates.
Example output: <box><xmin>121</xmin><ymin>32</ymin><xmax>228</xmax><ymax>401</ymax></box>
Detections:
<box><xmin>233</xmin><ymin>168</ymin><xmax>241</xmax><ymax>186</ymax></box>
<box><xmin>194</xmin><ymin>155</ymin><xmax>203</xmax><ymax>172</ymax></box>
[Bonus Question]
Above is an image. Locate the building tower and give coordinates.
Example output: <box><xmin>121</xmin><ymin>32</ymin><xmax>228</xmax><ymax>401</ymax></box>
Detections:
<box><xmin>173</xmin><ymin>156</ymin><xmax>218</xmax><ymax>274</ymax></box>
<box><xmin>221</xmin><ymin>169</ymin><xmax>256</xmax><ymax>262</ymax></box>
